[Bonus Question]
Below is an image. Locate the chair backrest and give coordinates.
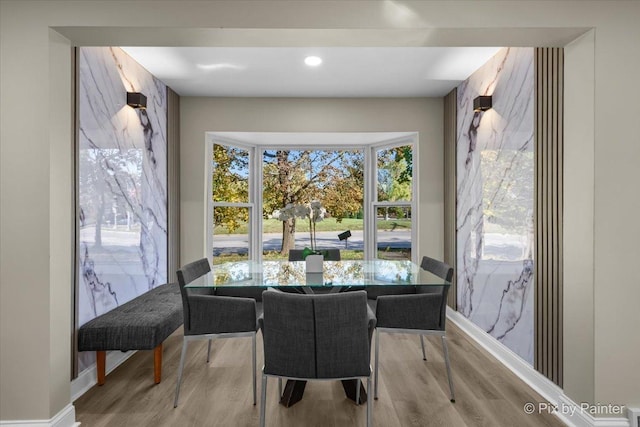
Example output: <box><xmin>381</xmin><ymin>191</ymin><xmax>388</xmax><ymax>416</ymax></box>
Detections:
<box><xmin>419</xmin><ymin>256</ymin><xmax>453</xmax><ymax>329</ymax></box>
<box><xmin>421</xmin><ymin>256</ymin><xmax>454</xmax><ymax>282</ymax></box>
<box><xmin>177</xmin><ymin>258</ymin><xmax>211</xmax><ymax>286</ymax></box>
<box><xmin>176</xmin><ymin>258</ymin><xmax>211</xmax><ymax>332</ymax></box>
<box><xmin>288</xmin><ymin>248</ymin><xmax>341</xmax><ymax>261</ymax></box>
<box><xmin>287</xmin><ymin>249</ymin><xmax>305</xmax><ymax>261</ymax></box>
<box><xmin>261</xmin><ymin>290</ymin><xmax>370</xmax><ymax>379</ymax></box>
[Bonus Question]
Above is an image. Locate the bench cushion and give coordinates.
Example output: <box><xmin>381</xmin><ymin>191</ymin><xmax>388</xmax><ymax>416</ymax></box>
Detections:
<box><xmin>78</xmin><ymin>283</ymin><xmax>183</xmax><ymax>352</ymax></box>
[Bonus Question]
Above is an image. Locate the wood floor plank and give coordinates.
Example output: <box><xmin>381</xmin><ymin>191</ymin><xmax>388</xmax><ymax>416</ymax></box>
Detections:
<box><xmin>75</xmin><ymin>324</ymin><xmax>566</xmax><ymax>426</ymax></box>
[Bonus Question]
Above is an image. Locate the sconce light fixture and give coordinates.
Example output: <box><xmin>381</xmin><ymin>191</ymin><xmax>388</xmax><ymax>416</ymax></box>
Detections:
<box><xmin>126</xmin><ymin>92</ymin><xmax>147</xmax><ymax>109</ymax></box>
<box><xmin>473</xmin><ymin>95</ymin><xmax>492</xmax><ymax>112</ymax></box>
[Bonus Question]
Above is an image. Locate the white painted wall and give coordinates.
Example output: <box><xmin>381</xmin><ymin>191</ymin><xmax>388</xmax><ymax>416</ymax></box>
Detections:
<box><xmin>588</xmin><ymin>6</ymin><xmax>640</xmax><ymax>406</ymax></box>
<box><xmin>563</xmin><ymin>30</ymin><xmax>596</xmax><ymax>406</ymax></box>
<box><xmin>48</xmin><ymin>28</ymin><xmax>75</xmax><ymax>417</ymax></box>
<box><xmin>1</xmin><ymin>6</ymin><xmax>66</xmax><ymax>420</ymax></box>
<box><xmin>1</xmin><ymin>0</ymin><xmax>639</xmax><ymax>422</ymax></box>
<box><xmin>180</xmin><ymin>97</ymin><xmax>443</xmax><ymax>264</ymax></box>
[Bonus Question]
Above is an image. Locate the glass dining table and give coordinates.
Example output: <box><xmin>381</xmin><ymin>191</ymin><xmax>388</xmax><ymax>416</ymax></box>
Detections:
<box><xmin>185</xmin><ymin>259</ymin><xmax>451</xmax><ymax>406</ymax></box>
<box><xmin>185</xmin><ymin>259</ymin><xmax>451</xmax><ymax>291</ymax></box>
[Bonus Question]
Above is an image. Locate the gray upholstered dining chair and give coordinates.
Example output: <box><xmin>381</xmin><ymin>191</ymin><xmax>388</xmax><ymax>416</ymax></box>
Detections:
<box><xmin>173</xmin><ymin>258</ymin><xmax>260</xmax><ymax>408</ymax></box>
<box><xmin>259</xmin><ymin>290</ymin><xmax>375</xmax><ymax>427</ymax></box>
<box><xmin>288</xmin><ymin>248</ymin><xmax>341</xmax><ymax>261</ymax></box>
<box><xmin>372</xmin><ymin>256</ymin><xmax>455</xmax><ymax>402</ymax></box>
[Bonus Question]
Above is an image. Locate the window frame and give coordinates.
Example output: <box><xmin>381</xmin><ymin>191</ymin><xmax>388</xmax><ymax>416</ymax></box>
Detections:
<box><xmin>367</xmin><ymin>136</ymin><xmax>418</xmax><ymax>262</ymax></box>
<box><xmin>206</xmin><ymin>135</ymin><xmax>258</xmax><ymax>262</ymax></box>
<box><xmin>206</xmin><ymin>133</ymin><xmax>418</xmax><ymax>263</ymax></box>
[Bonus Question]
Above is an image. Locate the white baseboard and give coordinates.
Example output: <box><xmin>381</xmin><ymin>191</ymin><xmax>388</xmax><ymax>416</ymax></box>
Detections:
<box><xmin>447</xmin><ymin>308</ymin><xmax>630</xmax><ymax>427</ymax></box>
<box><xmin>70</xmin><ymin>350</ymin><xmax>136</xmax><ymax>402</ymax></box>
<box><xmin>0</xmin><ymin>404</ymin><xmax>79</xmax><ymax>427</ymax></box>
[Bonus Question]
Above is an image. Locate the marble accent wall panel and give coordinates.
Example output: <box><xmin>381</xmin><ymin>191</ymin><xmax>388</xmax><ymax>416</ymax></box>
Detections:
<box><xmin>456</xmin><ymin>48</ymin><xmax>535</xmax><ymax>364</ymax></box>
<box><xmin>77</xmin><ymin>47</ymin><xmax>167</xmax><ymax>371</ymax></box>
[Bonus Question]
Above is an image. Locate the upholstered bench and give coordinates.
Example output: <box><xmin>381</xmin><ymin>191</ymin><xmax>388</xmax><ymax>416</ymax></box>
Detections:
<box><xmin>78</xmin><ymin>282</ymin><xmax>183</xmax><ymax>385</ymax></box>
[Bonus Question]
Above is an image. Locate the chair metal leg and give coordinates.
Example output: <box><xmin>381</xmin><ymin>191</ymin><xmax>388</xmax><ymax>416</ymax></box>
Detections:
<box><xmin>207</xmin><ymin>339</ymin><xmax>212</xmax><ymax>363</ymax></box>
<box><xmin>355</xmin><ymin>379</ymin><xmax>361</xmax><ymax>405</ymax></box>
<box><xmin>278</xmin><ymin>378</ymin><xmax>283</xmax><ymax>399</ymax></box>
<box><xmin>441</xmin><ymin>335</ymin><xmax>455</xmax><ymax>402</ymax></box>
<box><xmin>252</xmin><ymin>333</ymin><xmax>257</xmax><ymax>405</ymax></box>
<box><xmin>173</xmin><ymin>339</ymin><xmax>189</xmax><ymax>408</ymax></box>
<box><xmin>420</xmin><ymin>335</ymin><xmax>427</xmax><ymax>361</ymax></box>
<box><xmin>374</xmin><ymin>329</ymin><xmax>380</xmax><ymax>399</ymax></box>
<box><xmin>259</xmin><ymin>373</ymin><xmax>267</xmax><ymax>427</ymax></box>
<box><xmin>366</xmin><ymin>376</ymin><xmax>372</xmax><ymax>427</ymax></box>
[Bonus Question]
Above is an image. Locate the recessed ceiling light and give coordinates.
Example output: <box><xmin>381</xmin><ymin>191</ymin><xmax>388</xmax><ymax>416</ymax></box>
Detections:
<box><xmin>304</xmin><ymin>56</ymin><xmax>322</xmax><ymax>67</ymax></box>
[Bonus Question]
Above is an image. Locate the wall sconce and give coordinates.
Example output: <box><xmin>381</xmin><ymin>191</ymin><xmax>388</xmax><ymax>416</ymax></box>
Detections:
<box><xmin>126</xmin><ymin>92</ymin><xmax>147</xmax><ymax>109</ymax></box>
<box><xmin>473</xmin><ymin>95</ymin><xmax>492</xmax><ymax>112</ymax></box>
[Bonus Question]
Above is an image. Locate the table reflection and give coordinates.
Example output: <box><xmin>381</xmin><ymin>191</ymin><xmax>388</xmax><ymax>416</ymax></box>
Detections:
<box><xmin>187</xmin><ymin>260</ymin><xmax>447</xmax><ymax>289</ymax></box>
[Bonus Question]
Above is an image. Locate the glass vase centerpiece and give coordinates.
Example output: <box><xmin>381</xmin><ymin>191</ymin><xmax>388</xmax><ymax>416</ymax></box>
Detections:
<box><xmin>278</xmin><ymin>201</ymin><xmax>326</xmax><ymax>272</ymax></box>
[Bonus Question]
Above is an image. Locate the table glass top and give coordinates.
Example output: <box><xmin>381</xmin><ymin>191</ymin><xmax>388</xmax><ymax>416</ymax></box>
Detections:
<box><xmin>185</xmin><ymin>260</ymin><xmax>450</xmax><ymax>288</ymax></box>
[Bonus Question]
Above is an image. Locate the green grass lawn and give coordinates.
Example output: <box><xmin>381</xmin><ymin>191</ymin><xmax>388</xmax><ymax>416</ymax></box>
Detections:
<box><xmin>214</xmin><ymin>217</ymin><xmax>411</xmax><ymax>234</ymax></box>
<box><xmin>211</xmin><ymin>248</ymin><xmax>410</xmax><ymax>264</ymax></box>
<box><xmin>212</xmin><ymin>249</ymin><xmax>367</xmax><ymax>264</ymax></box>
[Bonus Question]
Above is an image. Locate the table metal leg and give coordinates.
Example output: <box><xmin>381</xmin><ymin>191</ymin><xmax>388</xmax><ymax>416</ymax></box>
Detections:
<box><xmin>279</xmin><ymin>380</ymin><xmax>307</xmax><ymax>407</ymax></box>
<box><xmin>341</xmin><ymin>379</ymin><xmax>367</xmax><ymax>404</ymax></box>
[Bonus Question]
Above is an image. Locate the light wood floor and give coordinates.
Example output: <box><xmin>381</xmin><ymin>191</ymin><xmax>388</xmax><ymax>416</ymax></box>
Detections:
<box><xmin>74</xmin><ymin>323</ymin><xmax>565</xmax><ymax>426</ymax></box>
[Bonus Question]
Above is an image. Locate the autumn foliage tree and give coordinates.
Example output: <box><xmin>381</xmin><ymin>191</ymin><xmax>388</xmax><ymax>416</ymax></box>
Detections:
<box><xmin>213</xmin><ymin>143</ymin><xmax>415</xmax><ymax>256</ymax></box>
<box><xmin>376</xmin><ymin>145</ymin><xmax>413</xmax><ymax>219</ymax></box>
<box><xmin>262</xmin><ymin>149</ymin><xmax>364</xmax><ymax>254</ymax></box>
<box><xmin>322</xmin><ymin>153</ymin><xmax>364</xmax><ymax>220</ymax></box>
<box><xmin>212</xmin><ymin>144</ymin><xmax>249</xmax><ymax>232</ymax></box>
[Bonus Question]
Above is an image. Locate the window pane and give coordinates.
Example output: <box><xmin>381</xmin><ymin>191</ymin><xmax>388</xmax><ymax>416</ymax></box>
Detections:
<box><xmin>213</xmin><ymin>207</ymin><xmax>249</xmax><ymax>264</ymax></box>
<box><xmin>377</xmin><ymin>145</ymin><xmax>413</xmax><ymax>202</ymax></box>
<box><xmin>376</xmin><ymin>206</ymin><xmax>412</xmax><ymax>260</ymax></box>
<box><xmin>479</xmin><ymin>149</ymin><xmax>534</xmax><ymax>261</ymax></box>
<box><xmin>262</xmin><ymin>149</ymin><xmax>364</xmax><ymax>260</ymax></box>
<box><xmin>212</xmin><ymin>143</ymin><xmax>249</xmax><ymax>203</ymax></box>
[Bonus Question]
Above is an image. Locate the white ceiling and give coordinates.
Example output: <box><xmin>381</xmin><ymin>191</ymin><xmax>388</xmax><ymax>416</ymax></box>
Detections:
<box><xmin>121</xmin><ymin>46</ymin><xmax>502</xmax><ymax>98</ymax></box>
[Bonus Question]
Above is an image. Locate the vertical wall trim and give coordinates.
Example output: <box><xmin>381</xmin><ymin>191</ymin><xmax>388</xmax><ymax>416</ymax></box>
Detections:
<box><xmin>167</xmin><ymin>88</ymin><xmax>180</xmax><ymax>282</ymax></box>
<box><xmin>443</xmin><ymin>89</ymin><xmax>457</xmax><ymax>309</ymax></box>
<box><xmin>72</xmin><ymin>46</ymin><xmax>79</xmax><ymax>380</ymax></box>
<box><xmin>535</xmin><ymin>47</ymin><xmax>564</xmax><ymax>387</ymax></box>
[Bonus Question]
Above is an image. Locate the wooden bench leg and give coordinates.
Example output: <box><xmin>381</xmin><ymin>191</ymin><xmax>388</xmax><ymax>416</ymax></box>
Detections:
<box><xmin>154</xmin><ymin>343</ymin><xmax>162</xmax><ymax>384</ymax></box>
<box><xmin>96</xmin><ymin>351</ymin><xmax>106</xmax><ymax>386</ymax></box>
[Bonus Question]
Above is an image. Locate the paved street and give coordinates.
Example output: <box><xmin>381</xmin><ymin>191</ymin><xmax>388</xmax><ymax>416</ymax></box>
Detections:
<box><xmin>213</xmin><ymin>229</ymin><xmax>410</xmax><ymax>255</ymax></box>
<box><xmin>213</xmin><ymin>229</ymin><xmax>530</xmax><ymax>260</ymax></box>
<box><xmin>79</xmin><ymin>226</ymin><xmax>529</xmax><ymax>261</ymax></box>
